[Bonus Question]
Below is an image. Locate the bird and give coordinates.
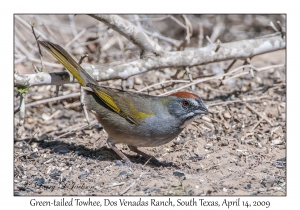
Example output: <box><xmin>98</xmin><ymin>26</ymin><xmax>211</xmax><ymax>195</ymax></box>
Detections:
<box><xmin>38</xmin><ymin>40</ymin><xmax>209</xmax><ymax>167</ymax></box>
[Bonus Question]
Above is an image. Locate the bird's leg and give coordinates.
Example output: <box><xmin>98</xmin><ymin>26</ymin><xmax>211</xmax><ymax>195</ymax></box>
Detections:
<box><xmin>106</xmin><ymin>139</ymin><xmax>136</xmax><ymax>168</ymax></box>
<box><xmin>128</xmin><ymin>145</ymin><xmax>161</xmax><ymax>166</ymax></box>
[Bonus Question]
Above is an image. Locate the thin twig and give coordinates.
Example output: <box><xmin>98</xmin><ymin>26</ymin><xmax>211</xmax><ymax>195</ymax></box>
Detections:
<box><xmin>69</xmin><ymin>14</ymin><xmax>78</xmax><ymax>37</ymax></box>
<box><xmin>42</xmin><ymin>21</ymin><xmax>59</xmax><ymax>42</ymax></box>
<box><xmin>185</xmin><ymin>67</ymin><xmax>193</xmax><ymax>82</ymax></box>
<box><xmin>215</xmin><ymin>39</ymin><xmax>221</xmax><ymax>52</ymax></box>
<box><xmin>185</xmin><ymin>67</ymin><xmax>194</xmax><ymax>90</ymax></box>
<box><xmin>81</xmin><ymin>87</ymin><xmax>91</xmax><ymax>125</ymax></box>
<box><xmin>168</xmin><ymin>15</ymin><xmax>187</xmax><ymax>29</ymax></box>
<box><xmin>206</xmin><ymin>35</ymin><xmax>213</xmax><ymax>44</ymax></box>
<box><xmin>15</xmin><ymin>15</ymin><xmax>49</xmax><ymax>40</ymax></box>
<box><xmin>15</xmin><ymin>37</ymin><xmax>35</xmax><ymax>58</ymax></box>
<box><xmin>246</xmin><ymin>104</ymin><xmax>274</xmax><ymax>126</ymax></box>
<box><xmin>182</xmin><ymin>15</ymin><xmax>193</xmax><ymax>39</ymax></box>
<box><xmin>26</xmin><ymin>93</ymin><xmax>80</xmax><ymax>108</ymax></box>
<box><xmin>224</xmin><ymin>59</ymin><xmax>237</xmax><ymax>74</ymax></box>
<box><xmin>250</xmin><ymin>118</ymin><xmax>263</xmax><ymax>132</ymax></box>
<box><xmin>222</xmin><ymin>71</ymin><xmax>248</xmax><ymax>83</ymax></box>
<box><xmin>277</xmin><ymin>21</ymin><xmax>283</xmax><ymax>33</ymax></box>
<box><xmin>53</xmin><ymin>120</ymin><xmax>98</xmax><ymax>140</ymax></box>
<box><xmin>160</xmin><ymin>64</ymin><xmax>285</xmax><ymax>96</ymax></box>
<box><xmin>133</xmin><ymin>14</ymin><xmax>142</xmax><ymax>29</ymax></box>
<box><xmin>106</xmin><ymin>182</ymin><xmax>125</xmax><ymax>188</ymax></box>
<box><xmin>100</xmin><ymin>34</ymin><xmax>118</xmax><ymax>52</ymax></box>
<box><xmin>65</xmin><ymin>28</ymin><xmax>86</xmax><ymax>48</ymax></box>
<box><xmin>14</xmin><ymin>164</ymin><xmax>23</xmax><ymax>176</ymax></box>
<box><xmin>140</xmin><ymin>27</ymin><xmax>183</xmax><ymax>47</ymax></box>
<box><xmin>19</xmin><ymin>93</ymin><xmax>25</xmax><ymax>125</ymax></box>
<box><xmin>198</xmin><ymin>22</ymin><xmax>204</xmax><ymax>47</ymax></box>
<box><xmin>269</xmin><ymin>22</ymin><xmax>278</xmax><ymax>32</ymax></box>
<box><xmin>206</xmin><ymin>86</ymin><xmax>232</xmax><ymax>94</ymax></box>
<box><xmin>31</xmin><ymin>23</ymin><xmax>43</xmax><ymax>57</ymax></box>
<box><xmin>76</xmin><ymin>37</ymin><xmax>101</xmax><ymax>47</ymax></box>
<box><xmin>210</xmin><ymin>22</ymin><xmax>224</xmax><ymax>43</ymax></box>
<box><xmin>55</xmin><ymin>85</ymin><xmax>59</xmax><ymax>97</ymax></box>
<box><xmin>78</xmin><ymin>54</ymin><xmax>88</xmax><ymax>65</ymax></box>
<box><xmin>27</xmin><ymin>56</ymin><xmax>64</xmax><ymax>68</ymax></box>
<box><xmin>15</xmin><ymin>151</ymin><xmax>32</xmax><ymax>160</ymax></box>
<box><xmin>143</xmin><ymin>157</ymin><xmax>152</xmax><ymax>167</ymax></box>
<box><xmin>202</xmin><ymin>163</ymin><xmax>221</xmax><ymax>171</ymax></box>
<box><xmin>206</xmin><ymin>117</ymin><xmax>226</xmax><ymax>127</ymax></box>
<box><xmin>137</xmin><ymin>79</ymin><xmax>190</xmax><ymax>92</ymax></box>
<box><xmin>207</xmin><ymin>95</ymin><xmax>270</xmax><ymax>107</ymax></box>
<box><xmin>120</xmin><ymin>172</ymin><xmax>144</xmax><ymax>195</ymax></box>
<box><xmin>14</xmin><ymin>106</ymin><xmax>20</xmax><ymax>114</ymax></box>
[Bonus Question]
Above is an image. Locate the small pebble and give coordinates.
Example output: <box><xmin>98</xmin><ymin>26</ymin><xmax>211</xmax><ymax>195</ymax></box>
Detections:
<box><xmin>245</xmin><ymin>183</ymin><xmax>251</xmax><ymax>189</ymax></box>
<box><xmin>204</xmin><ymin>143</ymin><xmax>212</xmax><ymax>149</ymax></box>
<box><xmin>42</xmin><ymin>113</ymin><xmax>51</xmax><ymax>121</ymax></box>
<box><xmin>251</xmin><ymin>191</ymin><xmax>258</xmax><ymax>196</ymax></box>
<box><xmin>59</xmin><ymin>149</ymin><xmax>69</xmax><ymax>154</ymax></box>
<box><xmin>36</xmin><ymin>178</ymin><xmax>45</xmax><ymax>186</ymax></box>
<box><xmin>272</xmin><ymin>139</ymin><xmax>284</xmax><ymax>145</ymax></box>
<box><xmin>223</xmin><ymin>112</ymin><xmax>231</xmax><ymax>119</ymax></box>
<box><xmin>117</xmin><ymin>171</ymin><xmax>127</xmax><ymax>177</ymax></box>
<box><xmin>173</xmin><ymin>171</ymin><xmax>185</xmax><ymax>178</ymax></box>
<box><xmin>173</xmin><ymin>136</ymin><xmax>185</xmax><ymax>145</ymax></box>
<box><xmin>189</xmin><ymin>156</ymin><xmax>203</xmax><ymax>161</ymax></box>
<box><xmin>78</xmin><ymin>174</ymin><xmax>88</xmax><ymax>179</ymax></box>
<box><xmin>201</xmin><ymin>116</ymin><xmax>212</xmax><ymax>122</ymax></box>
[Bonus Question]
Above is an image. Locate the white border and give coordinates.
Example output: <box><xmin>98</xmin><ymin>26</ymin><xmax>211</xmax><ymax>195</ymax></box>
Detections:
<box><xmin>5</xmin><ymin>1</ymin><xmax>295</xmax><ymax>209</ymax></box>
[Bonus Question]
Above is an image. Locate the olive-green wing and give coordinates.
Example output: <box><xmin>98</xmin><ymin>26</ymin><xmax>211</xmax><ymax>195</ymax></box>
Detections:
<box><xmin>87</xmin><ymin>83</ymin><xmax>154</xmax><ymax>124</ymax></box>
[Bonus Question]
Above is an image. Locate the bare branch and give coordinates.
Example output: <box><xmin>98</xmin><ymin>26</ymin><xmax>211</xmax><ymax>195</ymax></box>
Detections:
<box><xmin>15</xmin><ymin>15</ymin><xmax>49</xmax><ymax>41</ymax></box>
<box><xmin>14</xmin><ymin>33</ymin><xmax>285</xmax><ymax>88</ymax></box>
<box><xmin>14</xmin><ymin>71</ymin><xmax>72</xmax><ymax>88</ymax></box>
<box><xmin>88</xmin><ymin>14</ymin><xmax>164</xmax><ymax>56</ymax></box>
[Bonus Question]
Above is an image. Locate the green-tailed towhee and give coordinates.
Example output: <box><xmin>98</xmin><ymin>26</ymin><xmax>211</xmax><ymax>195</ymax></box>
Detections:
<box><xmin>38</xmin><ymin>41</ymin><xmax>209</xmax><ymax>167</ymax></box>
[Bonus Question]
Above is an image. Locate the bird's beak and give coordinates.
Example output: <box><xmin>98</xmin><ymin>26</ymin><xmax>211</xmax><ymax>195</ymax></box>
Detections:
<box><xmin>195</xmin><ymin>105</ymin><xmax>209</xmax><ymax>115</ymax></box>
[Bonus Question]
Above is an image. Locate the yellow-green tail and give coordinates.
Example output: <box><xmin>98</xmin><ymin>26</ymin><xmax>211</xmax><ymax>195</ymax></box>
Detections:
<box><xmin>38</xmin><ymin>40</ymin><xmax>96</xmax><ymax>87</ymax></box>
<box><xmin>38</xmin><ymin>40</ymin><xmax>139</xmax><ymax>123</ymax></box>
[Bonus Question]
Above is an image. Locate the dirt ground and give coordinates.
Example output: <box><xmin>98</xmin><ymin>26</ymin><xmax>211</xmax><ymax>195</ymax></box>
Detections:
<box><xmin>14</xmin><ymin>15</ymin><xmax>286</xmax><ymax>196</ymax></box>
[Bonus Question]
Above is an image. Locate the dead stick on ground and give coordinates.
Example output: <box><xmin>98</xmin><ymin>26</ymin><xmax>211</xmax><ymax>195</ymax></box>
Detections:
<box><xmin>53</xmin><ymin>120</ymin><xmax>98</xmax><ymax>140</ymax></box>
<box><xmin>120</xmin><ymin>172</ymin><xmax>144</xmax><ymax>195</ymax></box>
<box><xmin>246</xmin><ymin>104</ymin><xmax>273</xmax><ymax>126</ymax></box>
<box><xmin>143</xmin><ymin>157</ymin><xmax>152</xmax><ymax>167</ymax></box>
<box><xmin>14</xmin><ymin>164</ymin><xmax>23</xmax><ymax>175</ymax></box>
<box><xmin>208</xmin><ymin>117</ymin><xmax>226</xmax><ymax>127</ymax></box>
<box><xmin>250</xmin><ymin>118</ymin><xmax>264</xmax><ymax>132</ymax></box>
<box><xmin>26</xmin><ymin>93</ymin><xmax>80</xmax><ymax>108</ymax></box>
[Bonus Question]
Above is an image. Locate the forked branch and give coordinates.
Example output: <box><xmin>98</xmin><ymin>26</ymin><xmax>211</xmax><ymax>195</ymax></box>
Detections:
<box><xmin>14</xmin><ymin>15</ymin><xmax>286</xmax><ymax>88</ymax></box>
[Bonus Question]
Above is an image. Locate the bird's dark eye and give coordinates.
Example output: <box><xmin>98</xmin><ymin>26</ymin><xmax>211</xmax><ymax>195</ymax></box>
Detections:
<box><xmin>182</xmin><ymin>100</ymin><xmax>190</xmax><ymax>107</ymax></box>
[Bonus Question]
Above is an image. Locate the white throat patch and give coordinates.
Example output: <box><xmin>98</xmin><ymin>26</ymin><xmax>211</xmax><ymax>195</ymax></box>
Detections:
<box><xmin>180</xmin><ymin>114</ymin><xmax>201</xmax><ymax>128</ymax></box>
